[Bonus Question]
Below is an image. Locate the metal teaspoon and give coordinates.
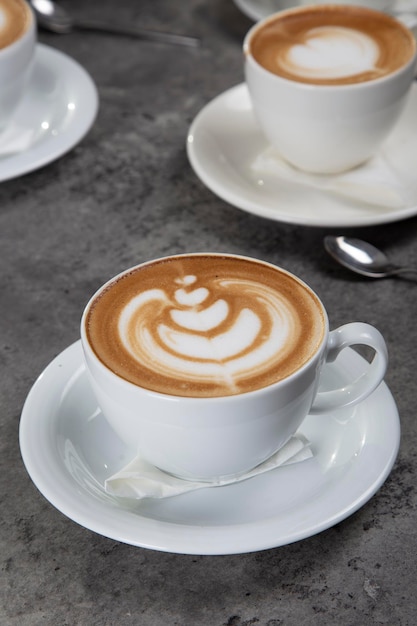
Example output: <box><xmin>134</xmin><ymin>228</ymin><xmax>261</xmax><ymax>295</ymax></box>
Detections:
<box><xmin>30</xmin><ymin>0</ymin><xmax>200</xmax><ymax>47</ymax></box>
<box><xmin>324</xmin><ymin>235</ymin><xmax>417</xmax><ymax>279</ymax></box>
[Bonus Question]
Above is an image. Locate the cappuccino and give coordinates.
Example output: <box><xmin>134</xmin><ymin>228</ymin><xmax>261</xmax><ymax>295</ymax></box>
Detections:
<box><xmin>0</xmin><ymin>0</ymin><xmax>32</xmax><ymax>50</ymax></box>
<box><xmin>85</xmin><ymin>255</ymin><xmax>325</xmax><ymax>398</ymax></box>
<box><xmin>249</xmin><ymin>5</ymin><xmax>416</xmax><ymax>85</ymax></box>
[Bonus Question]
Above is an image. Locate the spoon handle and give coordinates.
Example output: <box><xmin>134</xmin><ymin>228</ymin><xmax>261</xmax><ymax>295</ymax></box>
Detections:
<box><xmin>74</xmin><ymin>19</ymin><xmax>200</xmax><ymax>47</ymax></box>
<box><xmin>393</xmin><ymin>267</ymin><xmax>417</xmax><ymax>278</ymax></box>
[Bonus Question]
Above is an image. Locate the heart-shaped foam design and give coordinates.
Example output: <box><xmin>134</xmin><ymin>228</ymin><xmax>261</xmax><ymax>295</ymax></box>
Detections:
<box><xmin>286</xmin><ymin>26</ymin><xmax>379</xmax><ymax>79</ymax></box>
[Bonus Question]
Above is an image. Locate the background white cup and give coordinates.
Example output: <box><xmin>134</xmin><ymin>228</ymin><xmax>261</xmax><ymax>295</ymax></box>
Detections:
<box><xmin>244</xmin><ymin>4</ymin><xmax>417</xmax><ymax>174</ymax></box>
<box><xmin>81</xmin><ymin>255</ymin><xmax>388</xmax><ymax>482</ymax></box>
<box><xmin>0</xmin><ymin>0</ymin><xmax>36</xmax><ymax>134</ymax></box>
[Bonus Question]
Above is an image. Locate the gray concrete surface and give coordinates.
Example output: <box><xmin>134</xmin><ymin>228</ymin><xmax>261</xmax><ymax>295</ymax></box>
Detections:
<box><xmin>1</xmin><ymin>1</ymin><xmax>417</xmax><ymax>624</ymax></box>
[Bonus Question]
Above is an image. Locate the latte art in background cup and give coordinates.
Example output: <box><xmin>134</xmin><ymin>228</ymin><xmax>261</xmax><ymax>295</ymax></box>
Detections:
<box><xmin>85</xmin><ymin>255</ymin><xmax>324</xmax><ymax>397</ymax></box>
<box><xmin>244</xmin><ymin>4</ymin><xmax>417</xmax><ymax>173</ymax></box>
<box><xmin>249</xmin><ymin>6</ymin><xmax>414</xmax><ymax>85</ymax></box>
<box><xmin>0</xmin><ymin>0</ymin><xmax>32</xmax><ymax>49</ymax></box>
<box><xmin>0</xmin><ymin>0</ymin><xmax>35</xmax><ymax>134</ymax></box>
<box><xmin>81</xmin><ymin>254</ymin><xmax>388</xmax><ymax>481</ymax></box>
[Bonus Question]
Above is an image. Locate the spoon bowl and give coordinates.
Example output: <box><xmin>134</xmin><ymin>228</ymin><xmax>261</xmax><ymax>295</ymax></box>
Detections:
<box><xmin>30</xmin><ymin>0</ymin><xmax>72</xmax><ymax>33</ymax></box>
<box><xmin>324</xmin><ymin>236</ymin><xmax>417</xmax><ymax>279</ymax></box>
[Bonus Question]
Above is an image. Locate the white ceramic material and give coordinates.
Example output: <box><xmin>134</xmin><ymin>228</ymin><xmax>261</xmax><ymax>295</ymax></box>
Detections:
<box><xmin>0</xmin><ymin>0</ymin><xmax>36</xmax><ymax>134</ymax></box>
<box><xmin>80</xmin><ymin>254</ymin><xmax>388</xmax><ymax>482</ymax></box>
<box><xmin>243</xmin><ymin>6</ymin><xmax>417</xmax><ymax>173</ymax></box>
<box><xmin>234</xmin><ymin>0</ymin><xmax>292</xmax><ymax>21</ymax></box>
<box><xmin>19</xmin><ymin>341</ymin><xmax>400</xmax><ymax>555</ymax></box>
<box><xmin>0</xmin><ymin>43</ymin><xmax>98</xmax><ymax>182</ymax></box>
<box><xmin>186</xmin><ymin>82</ymin><xmax>417</xmax><ymax>227</ymax></box>
<box><xmin>233</xmin><ymin>0</ymin><xmax>417</xmax><ymax>23</ymax></box>
<box><xmin>311</xmin><ymin>0</ymin><xmax>396</xmax><ymax>9</ymax></box>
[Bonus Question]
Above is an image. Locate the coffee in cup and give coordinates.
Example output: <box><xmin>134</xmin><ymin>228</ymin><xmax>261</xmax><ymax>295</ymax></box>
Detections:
<box><xmin>250</xmin><ymin>6</ymin><xmax>414</xmax><ymax>85</ymax></box>
<box><xmin>81</xmin><ymin>254</ymin><xmax>388</xmax><ymax>481</ymax></box>
<box><xmin>0</xmin><ymin>0</ymin><xmax>35</xmax><ymax>134</ymax></box>
<box><xmin>244</xmin><ymin>4</ymin><xmax>417</xmax><ymax>173</ymax></box>
<box><xmin>0</xmin><ymin>0</ymin><xmax>32</xmax><ymax>49</ymax></box>
<box><xmin>84</xmin><ymin>254</ymin><xmax>325</xmax><ymax>398</ymax></box>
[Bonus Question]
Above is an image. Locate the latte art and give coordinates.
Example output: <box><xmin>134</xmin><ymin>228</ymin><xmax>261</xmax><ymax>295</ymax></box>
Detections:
<box><xmin>85</xmin><ymin>255</ymin><xmax>325</xmax><ymax>397</ymax></box>
<box><xmin>119</xmin><ymin>274</ymin><xmax>300</xmax><ymax>394</ymax></box>
<box><xmin>0</xmin><ymin>0</ymin><xmax>32</xmax><ymax>50</ymax></box>
<box><xmin>284</xmin><ymin>26</ymin><xmax>379</xmax><ymax>81</ymax></box>
<box><xmin>249</xmin><ymin>5</ymin><xmax>416</xmax><ymax>85</ymax></box>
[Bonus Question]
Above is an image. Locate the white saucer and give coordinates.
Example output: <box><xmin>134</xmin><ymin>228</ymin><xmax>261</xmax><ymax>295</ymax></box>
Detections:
<box><xmin>0</xmin><ymin>44</ymin><xmax>98</xmax><ymax>182</ymax></box>
<box><xmin>233</xmin><ymin>0</ymin><xmax>417</xmax><ymax>21</ymax></box>
<box><xmin>233</xmin><ymin>0</ymin><xmax>292</xmax><ymax>21</ymax></box>
<box><xmin>19</xmin><ymin>341</ymin><xmax>400</xmax><ymax>555</ymax></box>
<box><xmin>187</xmin><ymin>82</ymin><xmax>417</xmax><ymax>227</ymax></box>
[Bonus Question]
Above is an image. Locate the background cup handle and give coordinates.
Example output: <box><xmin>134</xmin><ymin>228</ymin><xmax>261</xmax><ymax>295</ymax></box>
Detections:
<box><xmin>310</xmin><ymin>322</ymin><xmax>388</xmax><ymax>414</ymax></box>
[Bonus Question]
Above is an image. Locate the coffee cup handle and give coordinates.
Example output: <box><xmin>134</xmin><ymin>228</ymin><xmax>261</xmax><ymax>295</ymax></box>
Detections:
<box><xmin>309</xmin><ymin>322</ymin><xmax>388</xmax><ymax>414</ymax></box>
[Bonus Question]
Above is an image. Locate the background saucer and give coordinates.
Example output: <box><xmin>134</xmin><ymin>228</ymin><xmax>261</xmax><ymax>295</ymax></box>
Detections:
<box><xmin>20</xmin><ymin>341</ymin><xmax>400</xmax><ymax>555</ymax></box>
<box><xmin>0</xmin><ymin>44</ymin><xmax>98</xmax><ymax>182</ymax></box>
<box><xmin>233</xmin><ymin>0</ymin><xmax>291</xmax><ymax>21</ymax></box>
<box><xmin>187</xmin><ymin>83</ymin><xmax>417</xmax><ymax>227</ymax></box>
<box><xmin>233</xmin><ymin>0</ymin><xmax>417</xmax><ymax>21</ymax></box>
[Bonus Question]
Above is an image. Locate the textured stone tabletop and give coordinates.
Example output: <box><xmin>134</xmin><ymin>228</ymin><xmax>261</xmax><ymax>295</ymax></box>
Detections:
<box><xmin>1</xmin><ymin>1</ymin><xmax>417</xmax><ymax>624</ymax></box>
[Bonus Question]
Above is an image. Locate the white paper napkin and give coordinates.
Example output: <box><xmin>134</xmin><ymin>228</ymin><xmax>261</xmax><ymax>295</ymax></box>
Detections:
<box><xmin>251</xmin><ymin>145</ymin><xmax>417</xmax><ymax>210</ymax></box>
<box><xmin>0</xmin><ymin>123</ymin><xmax>35</xmax><ymax>157</ymax></box>
<box><xmin>105</xmin><ymin>434</ymin><xmax>312</xmax><ymax>500</ymax></box>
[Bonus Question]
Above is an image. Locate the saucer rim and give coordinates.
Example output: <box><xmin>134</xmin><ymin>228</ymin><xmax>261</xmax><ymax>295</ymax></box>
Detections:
<box><xmin>0</xmin><ymin>43</ymin><xmax>98</xmax><ymax>182</ymax></box>
<box><xmin>233</xmin><ymin>0</ymin><xmax>409</xmax><ymax>21</ymax></box>
<box><xmin>20</xmin><ymin>341</ymin><xmax>400</xmax><ymax>555</ymax></box>
<box><xmin>187</xmin><ymin>82</ymin><xmax>417</xmax><ymax>228</ymax></box>
<box><xmin>233</xmin><ymin>0</ymin><xmax>278</xmax><ymax>21</ymax></box>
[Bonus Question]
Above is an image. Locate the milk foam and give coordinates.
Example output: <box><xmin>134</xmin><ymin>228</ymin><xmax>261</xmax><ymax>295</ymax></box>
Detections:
<box><xmin>250</xmin><ymin>5</ymin><xmax>416</xmax><ymax>86</ymax></box>
<box><xmin>0</xmin><ymin>0</ymin><xmax>31</xmax><ymax>50</ymax></box>
<box><xmin>118</xmin><ymin>274</ymin><xmax>297</xmax><ymax>394</ymax></box>
<box><xmin>284</xmin><ymin>26</ymin><xmax>379</xmax><ymax>80</ymax></box>
<box><xmin>86</xmin><ymin>255</ymin><xmax>325</xmax><ymax>397</ymax></box>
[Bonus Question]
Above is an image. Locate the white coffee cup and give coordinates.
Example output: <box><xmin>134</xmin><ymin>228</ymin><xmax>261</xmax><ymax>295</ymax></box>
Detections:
<box><xmin>0</xmin><ymin>0</ymin><xmax>36</xmax><ymax>134</ymax></box>
<box><xmin>80</xmin><ymin>254</ymin><xmax>388</xmax><ymax>482</ymax></box>
<box><xmin>244</xmin><ymin>4</ymin><xmax>417</xmax><ymax>174</ymax></box>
